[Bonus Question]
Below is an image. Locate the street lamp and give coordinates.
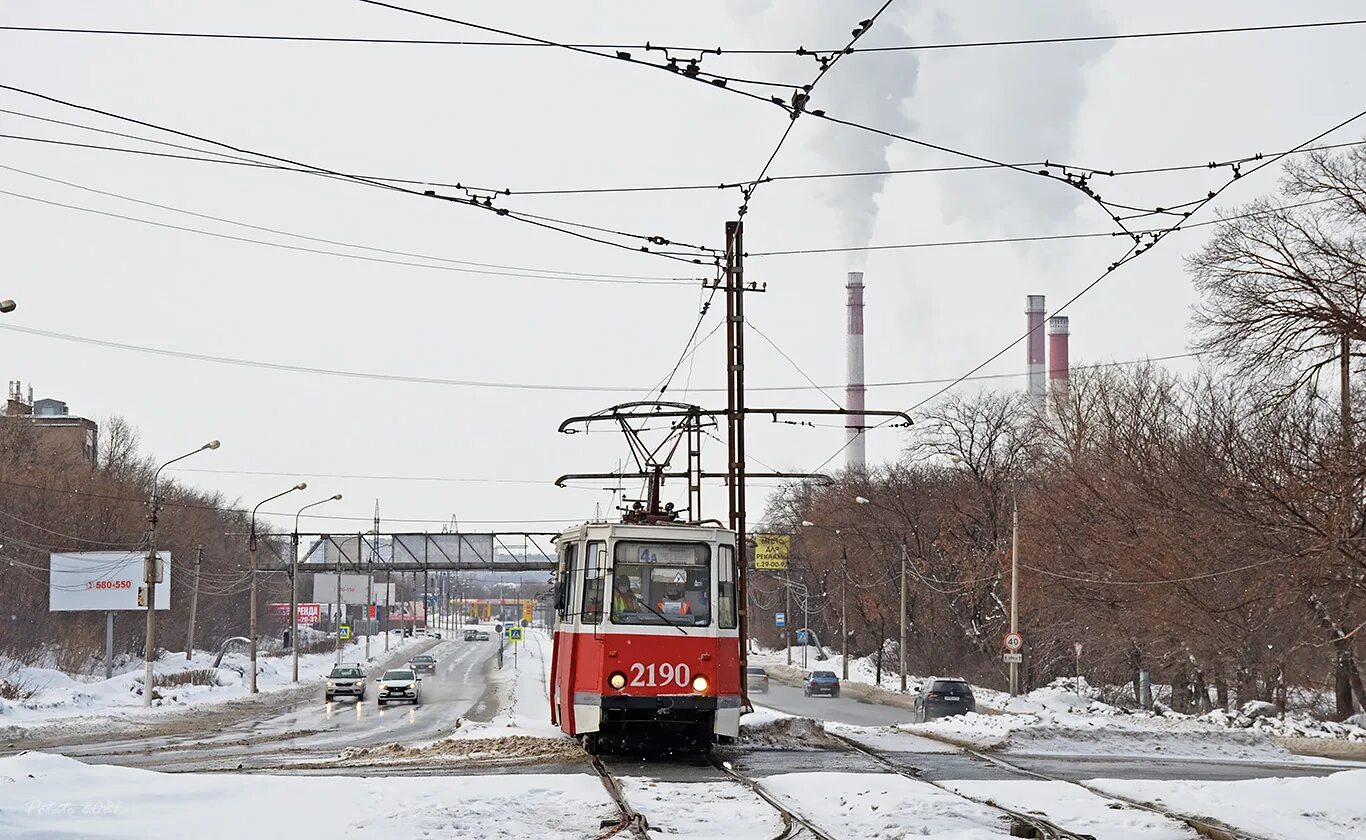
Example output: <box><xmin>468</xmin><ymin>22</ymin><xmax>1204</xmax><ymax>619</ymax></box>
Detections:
<box><xmin>291</xmin><ymin>494</ymin><xmax>342</xmax><ymax>683</ymax></box>
<box><xmin>854</xmin><ymin>494</ymin><xmax>911</xmax><ymax>692</ymax></box>
<box><xmin>143</xmin><ymin>440</ymin><xmax>219</xmax><ymax>707</ymax></box>
<box><xmin>249</xmin><ymin>482</ymin><xmax>307</xmax><ymax>693</ymax></box>
<box><xmin>800</xmin><ymin>520</ymin><xmax>851</xmax><ymax>680</ymax></box>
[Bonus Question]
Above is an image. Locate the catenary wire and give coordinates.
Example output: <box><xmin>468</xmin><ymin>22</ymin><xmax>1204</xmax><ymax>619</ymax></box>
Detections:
<box><xmin>0</xmin><ymin>321</ymin><xmax>1199</xmax><ymax>394</ymax></box>
<box><xmin>6</xmin><ymin>17</ymin><xmax>1364</xmax><ymax>55</ymax></box>
<box><xmin>0</xmin><ymin>83</ymin><xmax>717</xmax><ymax>265</ymax></box>
<box><xmin>0</xmin><ymin>165</ymin><xmax>702</xmax><ymax>286</ymax></box>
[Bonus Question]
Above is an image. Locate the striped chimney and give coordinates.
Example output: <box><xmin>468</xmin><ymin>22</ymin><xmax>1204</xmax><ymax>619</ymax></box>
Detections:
<box><xmin>1026</xmin><ymin>295</ymin><xmax>1046</xmax><ymax>412</ymax></box>
<box><xmin>1048</xmin><ymin>316</ymin><xmax>1070</xmax><ymax>402</ymax></box>
<box><xmin>846</xmin><ymin>271</ymin><xmax>866</xmax><ymax>471</ymax></box>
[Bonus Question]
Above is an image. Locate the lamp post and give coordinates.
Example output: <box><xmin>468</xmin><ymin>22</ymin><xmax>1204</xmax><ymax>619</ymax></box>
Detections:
<box><xmin>292</xmin><ymin>494</ymin><xmax>342</xmax><ymax>683</ymax></box>
<box><xmin>143</xmin><ymin>440</ymin><xmax>219</xmax><ymax>706</ymax></box>
<box><xmin>249</xmin><ymin>483</ymin><xmax>306</xmax><ymax>693</ymax></box>
<box><xmin>854</xmin><ymin>495</ymin><xmax>910</xmax><ymax>693</ymax></box>
<box><xmin>801</xmin><ymin>520</ymin><xmax>851</xmax><ymax>680</ymax></box>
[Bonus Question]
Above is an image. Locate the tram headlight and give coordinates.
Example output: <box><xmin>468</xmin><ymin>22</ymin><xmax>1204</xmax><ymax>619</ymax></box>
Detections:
<box><xmin>692</xmin><ymin>674</ymin><xmax>709</xmax><ymax>693</ymax></box>
<box><xmin>609</xmin><ymin>672</ymin><xmax>627</xmax><ymax>690</ymax></box>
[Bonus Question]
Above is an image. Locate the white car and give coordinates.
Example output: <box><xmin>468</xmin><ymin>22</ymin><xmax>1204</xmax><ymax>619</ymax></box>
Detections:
<box><xmin>377</xmin><ymin>668</ymin><xmax>421</xmax><ymax>706</ymax></box>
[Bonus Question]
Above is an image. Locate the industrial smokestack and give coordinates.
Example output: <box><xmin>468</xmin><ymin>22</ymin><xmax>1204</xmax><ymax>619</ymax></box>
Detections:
<box><xmin>1048</xmin><ymin>316</ymin><xmax>1070</xmax><ymax>403</ymax></box>
<box><xmin>846</xmin><ymin>271</ymin><xmax>866</xmax><ymax>471</ymax></box>
<box><xmin>1026</xmin><ymin>295</ymin><xmax>1046</xmax><ymax>412</ymax></box>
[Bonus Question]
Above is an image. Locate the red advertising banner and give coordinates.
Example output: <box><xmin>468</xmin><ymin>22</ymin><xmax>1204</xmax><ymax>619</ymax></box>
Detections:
<box><xmin>268</xmin><ymin>603</ymin><xmax>322</xmax><ymax>626</ymax></box>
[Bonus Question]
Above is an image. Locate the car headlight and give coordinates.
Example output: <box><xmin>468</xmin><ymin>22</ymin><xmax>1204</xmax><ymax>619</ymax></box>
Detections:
<box><xmin>609</xmin><ymin>672</ymin><xmax>627</xmax><ymax>690</ymax></box>
<box><xmin>692</xmin><ymin>675</ymin><xmax>709</xmax><ymax>693</ymax></box>
<box><xmin>326</xmin><ymin>680</ymin><xmax>335</xmax><ymax>687</ymax></box>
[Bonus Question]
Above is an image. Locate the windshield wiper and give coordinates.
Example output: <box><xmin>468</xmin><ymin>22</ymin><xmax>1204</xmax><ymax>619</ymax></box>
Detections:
<box><xmin>637</xmin><ymin>599</ymin><xmax>689</xmax><ymax>635</ymax></box>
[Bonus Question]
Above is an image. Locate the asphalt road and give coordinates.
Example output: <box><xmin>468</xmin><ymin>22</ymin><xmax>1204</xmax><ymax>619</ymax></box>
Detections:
<box><xmin>13</xmin><ymin>636</ymin><xmax>502</xmax><ymax>773</ymax></box>
<box><xmin>753</xmin><ymin>682</ymin><xmax>918</xmax><ymax>727</ymax></box>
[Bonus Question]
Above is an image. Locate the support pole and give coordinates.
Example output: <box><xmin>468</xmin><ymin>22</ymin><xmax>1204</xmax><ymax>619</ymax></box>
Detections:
<box><xmin>366</xmin><ymin>569</ymin><xmax>374</xmax><ymax>660</ymax></box>
<box><xmin>105</xmin><ymin>611</ymin><xmax>114</xmax><ymax>680</ymax></box>
<box><xmin>385</xmin><ymin>567</ymin><xmax>391</xmax><ymax>652</ymax></box>
<box><xmin>785</xmin><ymin>583</ymin><xmax>791</xmax><ymax>667</ymax></box>
<box><xmin>186</xmin><ymin>546</ymin><xmax>202</xmax><ymax>662</ymax></box>
<box><xmin>841</xmin><ymin>549</ymin><xmax>849</xmax><ymax>682</ymax></box>
<box><xmin>335</xmin><ymin>562</ymin><xmax>343</xmax><ymax>664</ymax></box>
<box><xmin>249</xmin><ymin>539</ymin><xmax>258</xmax><ymax>694</ymax></box>
<box><xmin>290</xmin><ymin>533</ymin><xmax>299</xmax><ymax>682</ymax></box>
<box><xmin>1009</xmin><ymin>498</ymin><xmax>1020</xmax><ymax>697</ymax></box>
<box><xmin>899</xmin><ymin>544</ymin><xmax>908</xmax><ymax>692</ymax></box>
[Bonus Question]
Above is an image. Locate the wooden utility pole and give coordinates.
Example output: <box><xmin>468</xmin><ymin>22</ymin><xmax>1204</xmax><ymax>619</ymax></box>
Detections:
<box><xmin>185</xmin><ymin>545</ymin><xmax>202</xmax><ymax>661</ymax></box>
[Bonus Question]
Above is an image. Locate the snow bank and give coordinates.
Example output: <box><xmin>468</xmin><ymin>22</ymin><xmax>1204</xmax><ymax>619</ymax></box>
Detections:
<box><xmin>0</xmin><ymin>751</ymin><xmax>613</xmax><ymax>840</ymax></box>
<box><xmin>1090</xmin><ymin>770</ymin><xmax>1366</xmax><ymax>840</ymax></box>
<box><xmin>445</xmin><ymin>626</ymin><xmax>564</xmax><ymax>743</ymax></box>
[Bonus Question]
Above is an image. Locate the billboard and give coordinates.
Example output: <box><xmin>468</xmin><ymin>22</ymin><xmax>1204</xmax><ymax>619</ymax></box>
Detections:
<box><xmin>388</xmin><ymin>601</ymin><xmax>426</xmax><ymax>623</ymax></box>
<box><xmin>311</xmin><ymin>573</ymin><xmax>374</xmax><ymax>604</ymax></box>
<box><xmin>267</xmin><ymin>603</ymin><xmax>322</xmax><ymax>625</ymax></box>
<box><xmin>754</xmin><ymin>534</ymin><xmax>790</xmax><ymax>570</ymax></box>
<box><xmin>49</xmin><ymin>551</ymin><xmax>171</xmax><ymax>612</ymax></box>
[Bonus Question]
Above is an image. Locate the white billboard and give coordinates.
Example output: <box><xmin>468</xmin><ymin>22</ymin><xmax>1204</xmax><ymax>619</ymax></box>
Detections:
<box><xmin>49</xmin><ymin>551</ymin><xmax>171</xmax><ymax>612</ymax></box>
<box><xmin>310</xmin><ymin>574</ymin><xmax>391</xmax><ymax>605</ymax></box>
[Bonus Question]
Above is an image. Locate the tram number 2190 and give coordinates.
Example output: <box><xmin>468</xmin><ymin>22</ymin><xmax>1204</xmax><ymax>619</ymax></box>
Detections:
<box><xmin>629</xmin><ymin>662</ymin><xmax>691</xmax><ymax>688</ymax></box>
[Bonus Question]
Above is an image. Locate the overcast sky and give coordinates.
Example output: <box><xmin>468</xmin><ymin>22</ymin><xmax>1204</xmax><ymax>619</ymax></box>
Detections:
<box><xmin>3</xmin><ymin>1</ymin><xmax>1364</xmax><ymax>536</ymax></box>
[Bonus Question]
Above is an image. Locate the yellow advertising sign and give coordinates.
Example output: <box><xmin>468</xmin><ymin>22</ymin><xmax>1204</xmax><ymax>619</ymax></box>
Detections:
<box><xmin>754</xmin><ymin>534</ymin><xmax>790</xmax><ymax>570</ymax></box>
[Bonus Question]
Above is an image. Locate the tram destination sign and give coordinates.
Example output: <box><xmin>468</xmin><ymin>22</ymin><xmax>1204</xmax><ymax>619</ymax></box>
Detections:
<box><xmin>754</xmin><ymin>534</ymin><xmax>790</xmax><ymax>570</ymax></box>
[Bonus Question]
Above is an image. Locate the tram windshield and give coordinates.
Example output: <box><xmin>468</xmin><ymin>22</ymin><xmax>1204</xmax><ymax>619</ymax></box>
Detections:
<box><xmin>611</xmin><ymin>541</ymin><xmax>711</xmax><ymax>626</ymax></box>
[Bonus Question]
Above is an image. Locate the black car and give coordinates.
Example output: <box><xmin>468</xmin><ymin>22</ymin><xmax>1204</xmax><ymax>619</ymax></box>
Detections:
<box><xmin>914</xmin><ymin>678</ymin><xmax>977</xmax><ymax>722</ymax></box>
<box><xmin>410</xmin><ymin>654</ymin><xmax>437</xmax><ymax>675</ymax></box>
<box><xmin>463</xmin><ymin>630</ymin><xmax>478</xmax><ymax>642</ymax></box>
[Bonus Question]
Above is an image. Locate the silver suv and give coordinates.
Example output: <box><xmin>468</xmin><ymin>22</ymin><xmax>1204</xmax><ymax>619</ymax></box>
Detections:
<box><xmin>325</xmin><ymin>664</ymin><xmax>366</xmax><ymax>702</ymax></box>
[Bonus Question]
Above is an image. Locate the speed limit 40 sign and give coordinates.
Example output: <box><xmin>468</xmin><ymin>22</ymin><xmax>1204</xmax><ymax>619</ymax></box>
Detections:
<box><xmin>1003</xmin><ymin>632</ymin><xmax>1024</xmax><ymax>651</ymax></box>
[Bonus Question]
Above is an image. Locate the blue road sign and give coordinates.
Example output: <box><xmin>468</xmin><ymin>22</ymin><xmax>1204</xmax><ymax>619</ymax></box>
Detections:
<box><xmin>795</xmin><ymin>629</ymin><xmax>808</xmax><ymax>644</ymax></box>
<box><xmin>775</xmin><ymin>612</ymin><xmax>786</xmax><ymax>628</ymax></box>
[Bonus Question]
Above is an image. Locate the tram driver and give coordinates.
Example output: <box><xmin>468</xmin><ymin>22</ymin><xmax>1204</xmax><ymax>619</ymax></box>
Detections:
<box><xmin>656</xmin><ymin>573</ymin><xmax>692</xmax><ymax>616</ymax></box>
<box><xmin>612</xmin><ymin>575</ymin><xmax>640</xmax><ymax>616</ymax></box>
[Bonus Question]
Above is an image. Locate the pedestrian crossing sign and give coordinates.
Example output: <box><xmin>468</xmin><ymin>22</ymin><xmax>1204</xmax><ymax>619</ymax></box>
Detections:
<box><xmin>339</xmin><ymin>625</ymin><xmax>352</xmax><ymax>640</ymax></box>
<box><xmin>508</xmin><ymin>627</ymin><xmax>523</xmax><ymax>642</ymax></box>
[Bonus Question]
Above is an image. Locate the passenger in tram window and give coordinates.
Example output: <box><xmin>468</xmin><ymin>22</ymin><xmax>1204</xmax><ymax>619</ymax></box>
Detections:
<box><xmin>611</xmin><ymin>575</ymin><xmax>640</xmax><ymax>616</ymax></box>
<box><xmin>656</xmin><ymin>579</ymin><xmax>692</xmax><ymax>616</ymax></box>
<box><xmin>684</xmin><ymin>570</ymin><xmax>708</xmax><ymax>617</ymax></box>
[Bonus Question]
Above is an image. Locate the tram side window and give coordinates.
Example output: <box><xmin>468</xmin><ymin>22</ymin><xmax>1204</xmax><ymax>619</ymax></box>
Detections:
<box><xmin>718</xmin><ymin>545</ymin><xmax>737</xmax><ymax>629</ymax></box>
<box><xmin>581</xmin><ymin>541</ymin><xmax>606</xmax><ymax>624</ymax></box>
<box><xmin>558</xmin><ymin>543</ymin><xmax>579</xmax><ymax>622</ymax></box>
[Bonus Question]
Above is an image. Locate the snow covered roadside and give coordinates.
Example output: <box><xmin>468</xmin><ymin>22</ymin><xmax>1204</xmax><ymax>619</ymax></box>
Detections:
<box><xmin>1089</xmin><ymin>770</ymin><xmax>1366</xmax><ymax>840</ymax></box>
<box><xmin>446</xmin><ymin>626</ymin><xmax>562</xmax><ymax>741</ymax></box>
<box><xmin>1</xmin><ymin>631</ymin><xmax>429</xmax><ymax>734</ymax></box>
<box><xmin>0</xmin><ymin>751</ymin><xmax>614</xmax><ymax>840</ymax></box>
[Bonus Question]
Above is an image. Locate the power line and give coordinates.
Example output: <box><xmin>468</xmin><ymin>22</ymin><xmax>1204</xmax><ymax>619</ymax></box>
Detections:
<box><xmin>0</xmin><ymin>83</ymin><xmax>718</xmax><ymax>265</ymax></box>
<box><xmin>10</xmin><ymin>124</ymin><xmax>1366</xmax><ymax>202</ymax></box>
<box><xmin>6</xmin><ymin>17</ymin><xmax>1364</xmax><ymax>54</ymax></box>
<box><xmin>0</xmin><ymin>321</ymin><xmax>1199</xmax><ymax>394</ymax></box>
<box><xmin>0</xmin><ymin>475</ymin><xmax>578</xmax><ymax>526</ymax></box>
<box><xmin>167</xmin><ymin>467</ymin><xmax>578</xmax><ymax>486</ymax></box>
<box><xmin>0</xmin><ymin>165</ymin><xmax>701</xmax><ymax>287</ymax></box>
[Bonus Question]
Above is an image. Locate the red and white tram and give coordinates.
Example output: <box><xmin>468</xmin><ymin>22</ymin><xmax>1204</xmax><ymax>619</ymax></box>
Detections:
<box><xmin>549</xmin><ymin>517</ymin><xmax>742</xmax><ymax>752</ymax></box>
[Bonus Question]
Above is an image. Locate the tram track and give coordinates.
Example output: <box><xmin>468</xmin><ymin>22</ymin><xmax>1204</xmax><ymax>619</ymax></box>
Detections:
<box><xmin>830</xmin><ymin>733</ymin><xmax>1270</xmax><ymax>840</ymax></box>
<box><xmin>590</xmin><ymin>756</ymin><xmax>653</xmax><ymax>839</ymax></box>
<box><xmin>706</xmin><ymin>753</ymin><xmax>836</xmax><ymax>840</ymax></box>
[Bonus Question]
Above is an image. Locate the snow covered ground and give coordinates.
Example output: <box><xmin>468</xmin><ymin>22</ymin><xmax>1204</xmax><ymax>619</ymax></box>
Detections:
<box><xmin>0</xmin><ymin>751</ymin><xmax>614</xmax><ymax>840</ymax></box>
<box><xmin>445</xmin><ymin>625</ymin><xmax>562</xmax><ymax>741</ymax></box>
<box><xmin>618</xmin><ymin>777</ymin><xmax>785</xmax><ymax>839</ymax></box>
<box><xmin>0</xmin><ymin>631</ymin><xmax>428</xmax><ymax>731</ymax></box>
<box><xmin>1090</xmin><ymin>770</ymin><xmax>1366</xmax><ymax>840</ymax></box>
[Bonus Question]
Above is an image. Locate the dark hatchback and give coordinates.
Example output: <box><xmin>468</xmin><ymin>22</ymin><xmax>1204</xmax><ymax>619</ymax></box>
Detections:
<box><xmin>803</xmin><ymin>670</ymin><xmax>841</xmax><ymax>698</ymax></box>
<box><xmin>914</xmin><ymin>678</ymin><xmax>976</xmax><ymax>721</ymax></box>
